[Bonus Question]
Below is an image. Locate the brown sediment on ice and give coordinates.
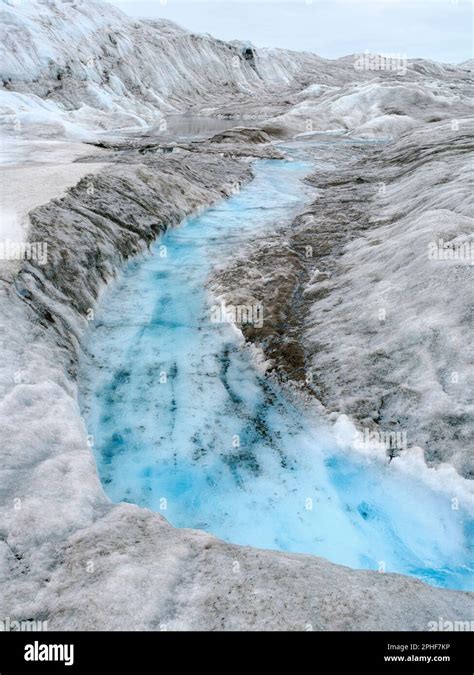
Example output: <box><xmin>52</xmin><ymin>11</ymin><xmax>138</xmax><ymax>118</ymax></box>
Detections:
<box><xmin>209</xmin><ymin>120</ymin><xmax>474</xmax><ymax>477</ymax></box>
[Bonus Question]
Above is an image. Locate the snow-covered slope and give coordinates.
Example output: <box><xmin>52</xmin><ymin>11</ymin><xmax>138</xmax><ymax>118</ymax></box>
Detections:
<box><xmin>303</xmin><ymin>120</ymin><xmax>474</xmax><ymax>475</ymax></box>
<box><xmin>0</xmin><ymin>0</ymin><xmax>340</xmax><ymax>139</ymax></box>
<box><xmin>272</xmin><ymin>79</ymin><xmax>474</xmax><ymax>139</ymax></box>
<box><xmin>2</xmin><ymin>0</ymin><xmax>472</xmax><ymax>141</ymax></box>
<box><xmin>0</xmin><ymin>0</ymin><xmax>256</xmax><ymax>137</ymax></box>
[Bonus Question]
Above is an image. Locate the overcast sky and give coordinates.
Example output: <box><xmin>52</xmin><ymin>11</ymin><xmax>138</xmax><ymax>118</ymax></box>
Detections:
<box><xmin>109</xmin><ymin>0</ymin><xmax>473</xmax><ymax>63</ymax></box>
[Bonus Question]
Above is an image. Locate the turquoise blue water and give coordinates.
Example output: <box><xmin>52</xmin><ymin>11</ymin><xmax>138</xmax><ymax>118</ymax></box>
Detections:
<box><xmin>79</xmin><ymin>152</ymin><xmax>473</xmax><ymax>591</ymax></box>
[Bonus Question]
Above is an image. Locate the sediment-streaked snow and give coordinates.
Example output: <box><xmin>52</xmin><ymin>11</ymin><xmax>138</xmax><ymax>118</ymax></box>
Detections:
<box><xmin>0</xmin><ymin>138</ymin><xmax>106</xmax><ymax>279</ymax></box>
<box><xmin>272</xmin><ymin>80</ymin><xmax>474</xmax><ymax>138</ymax></box>
<box><xmin>304</xmin><ymin>121</ymin><xmax>474</xmax><ymax>476</ymax></box>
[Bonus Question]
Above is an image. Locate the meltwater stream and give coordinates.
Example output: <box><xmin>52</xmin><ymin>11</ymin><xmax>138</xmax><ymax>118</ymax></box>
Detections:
<box><xmin>79</xmin><ymin>150</ymin><xmax>473</xmax><ymax>591</ymax></box>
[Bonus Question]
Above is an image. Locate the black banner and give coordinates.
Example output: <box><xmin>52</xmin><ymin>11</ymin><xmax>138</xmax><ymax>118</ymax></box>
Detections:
<box><xmin>0</xmin><ymin>631</ymin><xmax>471</xmax><ymax>673</ymax></box>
